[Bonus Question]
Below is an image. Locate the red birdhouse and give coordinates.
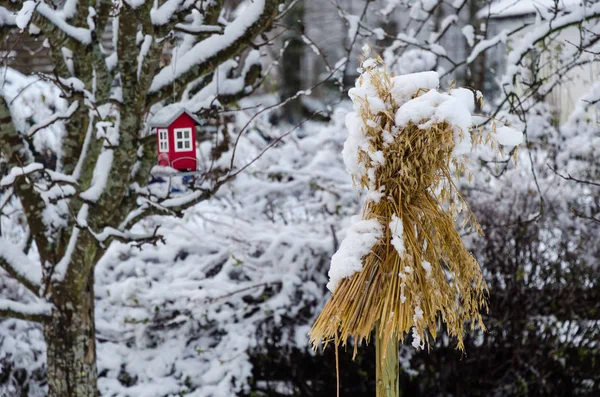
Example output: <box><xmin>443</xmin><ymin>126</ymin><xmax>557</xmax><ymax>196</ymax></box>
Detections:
<box><xmin>149</xmin><ymin>107</ymin><xmax>202</xmax><ymax>172</ymax></box>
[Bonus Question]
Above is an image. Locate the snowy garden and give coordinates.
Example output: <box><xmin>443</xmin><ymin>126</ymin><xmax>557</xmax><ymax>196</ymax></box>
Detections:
<box><xmin>0</xmin><ymin>1</ymin><xmax>599</xmax><ymax>396</ymax></box>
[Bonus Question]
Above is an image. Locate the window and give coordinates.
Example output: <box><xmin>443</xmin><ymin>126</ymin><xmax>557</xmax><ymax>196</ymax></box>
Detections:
<box><xmin>158</xmin><ymin>129</ymin><xmax>169</xmax><ymax>152</ymax></box>
<box><xmin>174</xmin><ymin>127</ymin><xmax>193</xmax><ymax>152</ymax></box>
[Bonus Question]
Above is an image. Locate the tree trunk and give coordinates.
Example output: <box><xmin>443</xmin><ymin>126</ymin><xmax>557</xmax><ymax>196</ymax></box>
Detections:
<box><xmin>376</xmin><ymin>327</ymin><xmax>399</xmax><ymax>397</ymax></box>
<box><xmin>44</xmin><ymin>270</ymin><xmax>98</xmax><ymax>397</ymax></box>
<box><xmin>280</xmin><ymin>0</ymin><xmax>305</xmax><ymax>124</ymax></box>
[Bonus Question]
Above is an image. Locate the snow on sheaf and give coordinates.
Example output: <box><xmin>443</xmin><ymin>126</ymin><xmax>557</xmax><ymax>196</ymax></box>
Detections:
<box><xmin>411</xmin><ymin>306</ymin><xmax>425</xmax><ymax>349</ymax></box>
<box><xmin>394</xmin><ymin>89</ymin><xmax>474</xmax><ymax>156</ymax></box>
<box><xmin>389</xmin><ymin>214</ymin><xmax>405</xmax><ymax>256</ymax></box>
<box><xmin>333</xmin><ymin>67</ymin><xmax>477</xmax><ymax>293</ymax></box>
<box><xmin>413</xmin><ymin>305</ymin><xmax>424</xmax><ymax>322</ymax></box>
<box><xmin>421</xmin><ymin>260</ymin><xmax>432</xmax><ymax>278</ymax></box>
<box><xmin>341</xmin><ymin>111</ymin><xmax>369</xmax><ymax>179</ymax></box>
<box><xmin>327</xmin><ymin>217</ymin><xmax>383</xmax><ymax>292</ymax></box>
<box><xmin>348</xmin><ymin>72</ymin><xmax>385</xmax><ymax>112</ymax></box>
<box><xmin>390</xmin><ymin>71</ymin><xmax>440</xmax><ymax>106</ymax></box>
<box><xmin>366</xmin><ymin>185</ymin><xmax>386</xmax><ymax>203</ymax></box>
<box><xmin>449</xmin><ymin>88</ymin><xmax>476</xmax><ymax>113</ymax></box>
<box><xmin>411</xmin><ymin>326</ymin><xmax>423</xmax><ymax>349</ymax></box>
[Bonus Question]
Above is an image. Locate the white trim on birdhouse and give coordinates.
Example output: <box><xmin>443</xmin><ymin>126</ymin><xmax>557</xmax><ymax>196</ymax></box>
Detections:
<box><xmin>174</xmin><ymin>127</ymin><xmax>193</xmax><ymax>152</ymax></box>
<box><xmin>157</xmin><ymin>128</ymin><xmax>169</xmax><ymax>152</ymax></box>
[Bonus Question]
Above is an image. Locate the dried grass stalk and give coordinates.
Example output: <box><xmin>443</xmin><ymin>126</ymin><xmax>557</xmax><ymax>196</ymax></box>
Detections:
<box><xmin>310</xmin><ymin>56</ymin><xmax>489</xmax><ymax>359</ymax></box>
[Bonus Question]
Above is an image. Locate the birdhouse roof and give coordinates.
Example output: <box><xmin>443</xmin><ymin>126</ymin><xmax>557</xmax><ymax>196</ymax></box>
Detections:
<box><xmin>149</xmin><ymin>105</ymin><xmax>202</xmax><ymax>127</ymax></box>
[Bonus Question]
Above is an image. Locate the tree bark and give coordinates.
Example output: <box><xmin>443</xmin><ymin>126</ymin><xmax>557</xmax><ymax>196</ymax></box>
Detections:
<box><xmin>44</xmin><ymin>268</ymin><xmax>98</xmax><ymax>397</ymax></box>
<box><xmin>376</xmin><ymin>327</ymin><xmax>399</xmax><ymax>397</ymax></box>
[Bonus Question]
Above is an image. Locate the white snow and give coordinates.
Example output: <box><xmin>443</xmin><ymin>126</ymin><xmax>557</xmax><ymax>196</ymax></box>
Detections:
<box><xmin>124</xmin><ymin>0</ymin><xmax>146</xmax><ymax>8</ymax></box>
<box><xmin>394</xmin><ymin>89</ymin><xmax>474</xmax><ymax>156</ymax></box>
<box><xmin>563</xmin><ymin>81</ymin><xmax>600</xmax><ymax>134</ymax></box>
<box><xmin>0</xmin><ymin>239</ymin><xmax>42</xmax><ymax>288</ymax></box>
<box><xmin>411</xmin><ymin>326</ymin><xmax>424</xmax><ymax>349</ymax></box>
<box><xmin>52</xmin><ymin>219</ymin><xmax>81</xmax><ymax>282</ymax></box>
<box><xmin>421</xmin><ymin>260</ymin><xmax>432</xmax><ymax>278</ymax></box>
<box><xmin>0</xmin><ymin>6</ymin><xmax>16</xmax><ymax>26</ymax></box>
<box><xmin>36</xmin><ymin>3</ymin><xmax>92</xmax><ymax>44</ymax></box>
<box><xmin>413</xmin><ymin>305</ymin><xmax>424</xmax><ymax>322</ymax></box>
<box><xmin>137</xmin><ymin>35</ymin><xmax>153</xmax><ymax>80</ymax></box>
<box><xmin>160</xmin><ymin>190</ymin><xmax>203</xmax><ymax>209</ymax></box>
<box><xmin>0</xmin><ymin>163</ymin><xmax>44</xmax><ymax>187</ymax></box>
<box><xmin>79</xmin><ymin>149</ymin><xmax>114</xmax><ymax>202</ymax></box>
<box><xmin>462</xmin><ymin>25</ymin><xmax>475</xmax><ymax>47</ymax></box>
<box><xmin>151</xmin><ymin>0</ymin><xmax>184</xmax><ymax>25</ymax></box>
<box><xmin>389</xmin><ymin>214</ymin><xmax>405</xmax><ymax>256</ymax></box>
<box><xmin>16</xmin><ymin>1</ymin><xmax>36</xmax><ymax>30</ymax></box>
<box><xmin>391</xmin><ymin>71</ymin><xmax>440</xmax><ymax>106</ymax></box>
<box><xmin>327</xmin><ymin>217</ymin><xmax>383</xmax><ymax>292</ymax></box>
<box><xmin>341</xmin><ymin>111</ymin><xmax>369</xmax><ymax>181</ymax></box>
<box><xmin>150</xmin><ymin>0</ymin><xmax>268</xmax><ymax>93</ymax></box>
<box><xmin>477</xmin><ymin>0</ymin><xmax>582</xmax><ymax>19</ymax></box>
<box><xmin>449</xmin><ymin>88</ymin><xmax>476</xmax><ymax>113</ymax></box>
<box><xmin>496</xmin><ymin>126</ymin><xmax>524</xmax><ymax>146</ymax></box>
<box><xmin>501</xmin><ymin>2</ymin><xmax>600</xmax><ymax>91</ymax></box>
<box><xmin>26</xmin><ymin>101</ymin><xmax>79</xmax><ymax>137</ymax></box>
<box><xmin>467</xmin><ymin>30</ymin><xmax>507</xmax><ymax>64</ymax></box>
<box><xmin>411</xmin><ymin>306</ymin><xmax>425</xmax><ymax>349</ymax></box>
<box><xmin>0</xmin><ymin>299</ymin><xmax>52</xmax><ymax>317</ymax></box>
<box><xmin>346</xmin><ymin>14</ymin><xmax>360</xmax><ymax>40</ymax></box>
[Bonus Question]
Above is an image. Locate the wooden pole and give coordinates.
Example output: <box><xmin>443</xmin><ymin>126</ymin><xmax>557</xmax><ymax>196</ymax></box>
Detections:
<box><xmin>376</xmin><ymin>325</ymin><xmax>399</xmax><ymax>397</ymax></box>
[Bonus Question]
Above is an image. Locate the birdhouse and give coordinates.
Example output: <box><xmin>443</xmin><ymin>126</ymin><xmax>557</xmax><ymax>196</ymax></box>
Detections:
<box><xmin>149</xmin><ymin>107</ymin><xmax>202</xmax><ymax>172</ymax></box>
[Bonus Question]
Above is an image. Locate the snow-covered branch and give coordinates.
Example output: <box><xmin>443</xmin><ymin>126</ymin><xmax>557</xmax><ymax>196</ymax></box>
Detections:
<box><xmin>147</xmin><ymin>0</ymin><xmax>282</xmax><ymax>103</ymax></box>
<box><xmin>0</xmin><ymin>95</ymin><xmax>52</xmax><ymax>263</ymax></box>
<box><xmin>0</xmin><ymin>163</ymin><xmax>44</xmax><ymax>187</ymax></box>
<box><xmin>27</xmin><ymin>101</ymin><xmax>79</xmax><ymax>137</ymax></box>
<box><xmin>0</xmin><ymin>298</ymin><xmax>51</xmax><ymax>323</ymax></box>
<box><xmin>0</xmin><ymin>239</ymin><xmax>42</xmax><ymax>295</ymax></box>
<box><xmin>89</xmin><ymin>225</ymin><xmax>164</xmax><ymax>248</ymax></box>
<box><xmin>501</xmin><ymin>2</ymin><xmax>600</xmax><ymax>92</ymax></box>
<box><xmin>563</xmin><ymin>80</ymin><xmax>600</xmax><ymax>133</ymax></box>
<box><xmin>33</xmin><ymin>3</ymin><xmax>92</xmax><ymax>45</ymax></box>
